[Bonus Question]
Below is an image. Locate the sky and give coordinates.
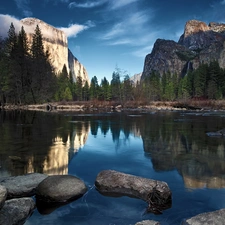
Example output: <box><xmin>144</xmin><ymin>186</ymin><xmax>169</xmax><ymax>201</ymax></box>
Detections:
<box><xmin>0</xmin><ymin>0</ymin><xmax>225</xmax><ymax>82</ymax></box>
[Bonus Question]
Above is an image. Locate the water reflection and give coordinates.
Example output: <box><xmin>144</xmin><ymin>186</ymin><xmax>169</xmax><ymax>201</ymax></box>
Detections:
<box><xmin>1</xmin><ymin>110</ymin><xmax>225</xmax><ymax>188</ymax></box>
<box><xmin>2</xmin><ymin>110</ymin><xmax>225</xmax><ymax>224</ymax></box>
<box><xmin>0</xmin><ymin>111</ymin><xmax>90</xmax><ymax>176</ymax></box>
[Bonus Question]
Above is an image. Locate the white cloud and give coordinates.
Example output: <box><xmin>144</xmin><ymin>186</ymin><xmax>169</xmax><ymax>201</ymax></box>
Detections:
<box><xmin>0</xmin><ymin>14</ymin><xmax>94</xmax><ymax>40</ymax></box>
<box><xmin>0</xmin><ymin>14</ymin><xmax>22</xmax><ymax>38</ymax></box>
<box><xmin>59</xmin><ymin>23</ymin><xmax>89</xmax><ymax>38</ymax></box>
<box><xmin>13</xmin><ymin>0</ymin><xmax>32</xmax><ymax>17</ymax></box>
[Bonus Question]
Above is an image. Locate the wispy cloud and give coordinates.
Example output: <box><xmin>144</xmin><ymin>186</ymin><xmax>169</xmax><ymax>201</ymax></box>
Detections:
<box><xmin>14</xmin><ymin>0</ymin><xmax>32</xmax><ymax>17</ymax></box>
<box><xmin>68</xmin><ymin>0</ymin><xmax>138</xmax><ymax>9</ymax></box>
<box><xmin>0</xmin><ymin>14</ymin><xmax>22</xmax><ymax>38</ymax></box>
<box><xmin>101</xmin><ymin>10</ymin><xmax>151</xmax><ymax>45</ymax></box>
<box><xmin>69</xmin><ymin>0</ymin><xmax>106</xmax><ymax>9</ymax></box>
<box><xmin>108</xmin><ymin>0</ymin><xmax>139</xmax><ymax>10</ymax></box>
<box><xmin>58</xmin><ymin>21</ymin><xmax>95</xmax><ymax>38</ymax></box>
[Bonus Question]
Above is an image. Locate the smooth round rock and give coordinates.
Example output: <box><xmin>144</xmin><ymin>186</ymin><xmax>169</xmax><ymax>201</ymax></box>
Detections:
<box><xmin>36</xmin><ymin>175</ymin><xmax>87</xmax><ymax>202</ymax></box>
<box><xmin>0</xmin><ymin>173</ymin><xmax>48</xmax><ymax>199</ymax></box>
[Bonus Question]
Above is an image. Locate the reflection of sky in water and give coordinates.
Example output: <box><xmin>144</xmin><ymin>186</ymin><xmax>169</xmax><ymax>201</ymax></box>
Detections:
<box><xmin>10</xmin><ymin>111</ymin><xmax>225</xmax><ymax>225</ymax></box>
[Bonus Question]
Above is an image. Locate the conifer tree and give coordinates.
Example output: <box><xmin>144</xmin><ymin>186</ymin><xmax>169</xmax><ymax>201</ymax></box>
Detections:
<box><xmin>30</xmin><ymin>25</ymin><xmax>56</xmax><ymax>103</ymax></box>
<box><xmin>90</xmin><ymin>76</ymin><xmax>99</xmax><ymax>100</ymax></box>
<box><xmin>111</xmin><ymin>69</ymin><xmax>121</xmax><ymax>101</ymax></box>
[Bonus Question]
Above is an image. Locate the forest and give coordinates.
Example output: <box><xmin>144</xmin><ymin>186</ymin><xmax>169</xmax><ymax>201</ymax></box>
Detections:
<box><xmin>1</xmin><ymin>23</ymin><xmax>225</xmax><ymax>105</ymax></box>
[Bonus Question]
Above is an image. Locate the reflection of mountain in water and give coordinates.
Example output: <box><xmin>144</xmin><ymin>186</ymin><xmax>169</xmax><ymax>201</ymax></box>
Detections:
<box><xmin>1</xmin><ymin>111</ymin><xmax>225</xmax><ymax>189</ymax></box>
<box><xmin>140</xmin><ymin>112</ymin><xmax>225</xmax><ymax>189</ymax></box>
<box><xmin>27</xmin><ymin>122</ymin><xmax>90</xmax><ymax>175</ymax></box>
<box><xmin>0</xmin><ymin>111</ymin><xmax>90</xmax><ymax>176</ymax></box>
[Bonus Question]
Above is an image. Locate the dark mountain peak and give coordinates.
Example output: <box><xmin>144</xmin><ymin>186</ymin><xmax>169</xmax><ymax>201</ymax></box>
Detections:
<box><xmin>142</xmin><ymin>20</ymin><xmax>225</xmax><ymax>80</ymax></box>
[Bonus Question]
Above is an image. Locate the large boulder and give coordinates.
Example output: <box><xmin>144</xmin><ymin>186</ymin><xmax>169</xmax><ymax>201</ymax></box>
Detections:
<box><xmin>0</xmin><ymin>185</ymin><xmax>7</xmax><ymax>209</ymax></box>
<box><xmin>36</xmin><ymin>175</ymin><xmax>87</xmax><ymax>202</ymax></box>
<box><xmin>0</xmin><ymin>173</ymin><xmax>48</xmax><ymax>199</ymax></box>
<box><xmin>0</xmin><ymin>197</ymin><xmax>35</xmax><ymax>225</ymax></box>
<box><xmin>182</xmin><ymin>208</ymin><xmax>225</xmax><ymax>224</ymax></box>
<box><xmin>95</xmin><ymin>170</ymin><xmax>171</xmax><ymax>206</ymax></box>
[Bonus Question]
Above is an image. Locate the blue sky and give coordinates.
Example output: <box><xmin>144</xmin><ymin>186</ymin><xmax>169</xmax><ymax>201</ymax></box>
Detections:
<box><xmin>1</xmin><ymin>0</ymin><xmax>225</xmax><ymax>82</ymax></box>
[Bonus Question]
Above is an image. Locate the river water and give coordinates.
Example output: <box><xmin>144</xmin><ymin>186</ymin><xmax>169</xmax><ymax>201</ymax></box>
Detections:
<box><xmin>1</xmin><ymin>110</ymin><xmax>225</xmax><ymax>225</ymax></box>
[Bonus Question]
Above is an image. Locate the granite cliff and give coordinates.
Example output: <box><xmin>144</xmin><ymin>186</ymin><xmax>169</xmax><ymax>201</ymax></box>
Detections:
<box><xmin>142</xmin><ymin>20</ymin><xmax>225</xmax><ymax>79</ymax></box>
<box><xmin>20</xmin><ymin>18</ymin><xmax>89</xmax><ymax>83</ymax></box>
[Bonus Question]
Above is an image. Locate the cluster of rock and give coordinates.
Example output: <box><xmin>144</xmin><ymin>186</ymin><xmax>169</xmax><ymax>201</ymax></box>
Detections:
<box><xmin>0</xmin><ymin>170</ymin><xmax>172</xmax><ymax>224</ymax></box>
<box><xmin>0</xmin><ymin>169</ymin><xmax>222</xmax><ymax>224</ymax></box>
<box><xmin>142</xmin><ymin>20</ymin><xmax>225</xmax><ymax>79</ymax></box>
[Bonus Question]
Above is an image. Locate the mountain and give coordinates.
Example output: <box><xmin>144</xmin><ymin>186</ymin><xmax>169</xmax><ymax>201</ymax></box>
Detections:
<box><xmin>130</xmin><ymin>72</ymin><xmax>142</xmax><ymax>86</ymax></box>
<box><xmin>20</xmin><ymin>18</ymin><xmax>89</xmax><ymax>83</ymax></box>
<box><xmin>142</xmin><ymin>20</ymin><xmax>225</xmax><ymax>79</ymax></box>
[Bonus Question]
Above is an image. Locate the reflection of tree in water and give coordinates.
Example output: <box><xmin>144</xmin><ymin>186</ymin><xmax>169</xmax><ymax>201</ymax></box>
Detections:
<box><xmin>2</xmin><ymin>111</ymin><xmax>225</xmax><ymax>188</ymax></box>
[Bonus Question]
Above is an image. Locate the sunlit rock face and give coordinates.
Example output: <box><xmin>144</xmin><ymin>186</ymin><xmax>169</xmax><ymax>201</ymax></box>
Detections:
<box><xmin>130</xmin><ymin>73</ymin><xmax>142</xmax><ymax>86</ymax></box>
<box><xmin>68</xmin><ymin>49</ymin><xmax>89</xmax><ymax>84</ymax></box>
<box><xmin>142</xmin><ymin>19</ymin><xmax>225</xmax><ymax>79</ymax></box>
<box><xmin>20</xmin><ymin>18</ymin><xmax>89</xmax><ymax>83</ymax></box>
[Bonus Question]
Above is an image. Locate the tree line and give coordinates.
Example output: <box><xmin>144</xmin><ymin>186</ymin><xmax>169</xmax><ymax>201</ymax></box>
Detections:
<box><xmin>1</xmin><ymin>23</ymin><xmax>225</xmax><ymax>105</ymax></box>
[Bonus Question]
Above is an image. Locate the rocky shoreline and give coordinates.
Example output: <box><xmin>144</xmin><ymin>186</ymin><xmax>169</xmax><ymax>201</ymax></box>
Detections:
<box><xmin>0</xmin><ymin>171</ymin><xmax>224</xmax><ymax>224</ymax></box>
<box><xmin>2</xmin><ymin>99</ymin><xmax>225</xmax><ymax>112</ymax></box>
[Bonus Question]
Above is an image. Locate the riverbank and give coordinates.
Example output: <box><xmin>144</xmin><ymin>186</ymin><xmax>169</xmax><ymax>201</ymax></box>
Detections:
<box><xmin>1</xmin><ymin>99</ymin><xmax>225</xmax><ymax>111</ymax></box>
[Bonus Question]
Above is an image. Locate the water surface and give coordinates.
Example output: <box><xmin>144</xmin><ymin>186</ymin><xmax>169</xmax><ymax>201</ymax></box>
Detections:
<box><xmin>1</xmin><ymin>110</ymin><xmax>225</xmax><ymax>224</ymax></box>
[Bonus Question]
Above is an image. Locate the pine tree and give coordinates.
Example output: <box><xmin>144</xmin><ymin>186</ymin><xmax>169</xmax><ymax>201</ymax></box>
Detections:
<box><xmin>100</xmin><ymin>77</ymin><xmax>111</xmax><ymax>101</ymax></box>
<box><xmin>90</xmin><ymin>76</ymin><xmax>99</xmax><ymax>100</ymax></box>
<box><xmin>111</xmin><ymin>69</ymin><xmax>121</xmax><ymax>101</ymax></box>
<box><xmin>30</xmin><ymin>25</ymin><xmax>56</xmax><ymax>103</ymax></box>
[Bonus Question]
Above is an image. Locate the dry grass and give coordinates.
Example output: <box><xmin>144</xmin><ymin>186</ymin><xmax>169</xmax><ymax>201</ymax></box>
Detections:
<box><xmin>2</xmin><ymin>99</ymin><xmax>225</xmax><ymax>111</ymax></box>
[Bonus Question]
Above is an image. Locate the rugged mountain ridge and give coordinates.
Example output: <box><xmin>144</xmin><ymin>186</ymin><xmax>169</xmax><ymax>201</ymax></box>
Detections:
<box><xmin>21</xmin><ymin>18</ymin><xmax>89</xmax><ymax>83</ymax></box>
<box><xmin>142</xmin><ymin>20</ymin><xmax>225</xmax><ymax>79</ymax></box>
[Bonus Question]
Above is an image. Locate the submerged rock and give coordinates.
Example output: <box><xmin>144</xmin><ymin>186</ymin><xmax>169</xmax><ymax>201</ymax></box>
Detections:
<box><xmin>0</xmin><ymin>173</ymin><xmax>48</xmax><ymax>199</ymax></box>
<box><xmin>0</xmin><ymin>197</ymin><xmax>35</xmax><ymax>225</ymax></box>
<box><xmin>95</xmin><ymin>170</ymin><xmax>172</xmax><ymax>210</ymax></box>
<box><xmin>206</xmin><ymin>128</ymin><xmax>225</xmax><ymax>137</ymax></box>
<box><xmin>36</xmin><ymin>175</ymin><xmax>87</xmax><ymax>203</ymax></box>
<box><xmin>135</xmin><ymin>220</ymin><xmax>160</xmax><ymax>225</ymax></box>
<box><xmin>0</xmin><ymin>185</ymin><xmax>7</xmax><ymax>209</ymax></box>
<box><xmin>182</xmin><ymin>208</ymin><xmax>225</xmax><ymax>224</ymax></box>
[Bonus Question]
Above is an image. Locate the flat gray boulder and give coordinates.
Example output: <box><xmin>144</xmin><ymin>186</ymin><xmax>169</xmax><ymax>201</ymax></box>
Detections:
<box><xmin>36</xmin><ymin>175</ymin><xmax>87</xmax><ymax>202</ymax></box>
<box><xmin>0</xmin><ymin>197</ymin><xmax>35</xmax><ymax>225</ymax></box>
<box><xmin>95</xmin><ymin>170</ymin><xmax>171</xmax><ymax>205</ymax></box>
<box><xmin>0</xmin><ymin>185</ymin><xmax>7</xmax><ymax>209</ymax></box>
<box><xmin>0</xmin><ymin>173</ymin><xmax>48</xmax><ymax>199</ymax></box>
<box><xmin>182</xmin><ymin>208</ymin><xmax>225</xmax><ymax>225</ymax></box>
<box><xmin>135</xmin><ymin>220</ymin><xmax>160</xmax><ymax>225</ymax></box>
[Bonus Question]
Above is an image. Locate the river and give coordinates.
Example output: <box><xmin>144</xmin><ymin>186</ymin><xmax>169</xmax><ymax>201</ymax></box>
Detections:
<box><xmin>1</xmin><ymin>110</ymin><xmax>225</xmax><ymax>225</ymax></box>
